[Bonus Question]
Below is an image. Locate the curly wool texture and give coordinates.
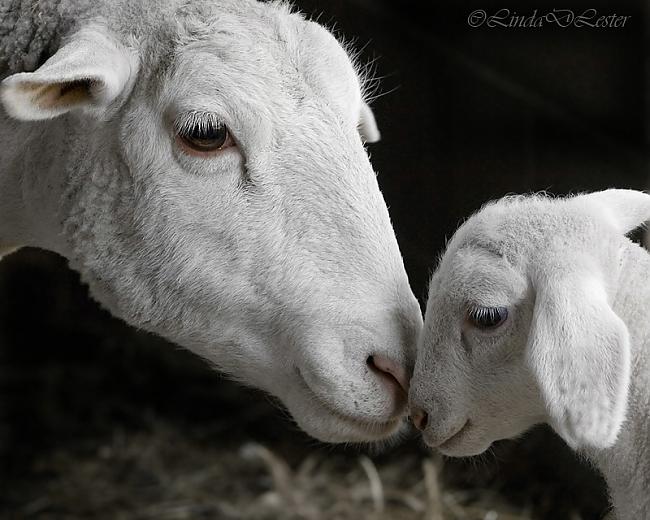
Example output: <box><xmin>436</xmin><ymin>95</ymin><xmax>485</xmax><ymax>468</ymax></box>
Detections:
<box><xmin>0</xmin><ymin>0</ymin><xmax>209</xmax><ymax>76</ymax></box>
<box><xmin>0</xmin><ymin>0</ymin><xmax>82</xmax><ymax>76</ymax></box>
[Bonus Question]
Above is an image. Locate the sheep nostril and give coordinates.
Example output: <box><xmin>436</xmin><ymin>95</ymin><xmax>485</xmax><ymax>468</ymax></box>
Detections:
<box><xmin>366</xmin><ymin>354</ymin><xmax>410</xmax><ymax>394</ymax></box>
<box><xmin>410</xmin><ymin>408</ymin><xmax>429</xmax><ymax>431</ymax></box>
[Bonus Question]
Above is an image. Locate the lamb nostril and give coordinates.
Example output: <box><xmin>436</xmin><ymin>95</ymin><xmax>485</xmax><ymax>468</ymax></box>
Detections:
<box><xmin>410</xmin><ymin>408</ymin><xmax>428</xmax><ymax>431</ymax></box>
<box><xmin>367</xmin><ymin>354</ymin><xmax>409</xmax><ymax>393</ymax></box>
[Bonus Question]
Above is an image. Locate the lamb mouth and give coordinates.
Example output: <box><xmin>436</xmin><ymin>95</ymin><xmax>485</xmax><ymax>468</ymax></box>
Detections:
<box><xmin>436</xmin><ymin>419</ymin><xmax>471</xmax><ymax>450</ymax></box>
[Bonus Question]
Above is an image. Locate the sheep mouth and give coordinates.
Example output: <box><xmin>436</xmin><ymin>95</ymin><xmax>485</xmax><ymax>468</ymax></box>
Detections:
<box><xmin>323</xmin><ymin>407</ymin><xmax>403</xmax><ymax>440</ymax></box>
<box><xmin>295</xmin><ymin>372</ymin><xmax>405</xmax><ymax>441</ymax></box>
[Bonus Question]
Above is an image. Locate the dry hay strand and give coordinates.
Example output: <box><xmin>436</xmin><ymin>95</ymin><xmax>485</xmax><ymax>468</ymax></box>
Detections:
<box><xmin>10</xmin><ymin>420</ymin><xmax>536</xmax><ymax>520</ymax></box>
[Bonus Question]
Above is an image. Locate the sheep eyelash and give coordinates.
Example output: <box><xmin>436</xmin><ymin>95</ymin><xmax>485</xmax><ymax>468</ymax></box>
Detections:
<box><xmin>173</xmin><ymin>110</ymin><xmax>225</xmax><ymax>136</ymax></box>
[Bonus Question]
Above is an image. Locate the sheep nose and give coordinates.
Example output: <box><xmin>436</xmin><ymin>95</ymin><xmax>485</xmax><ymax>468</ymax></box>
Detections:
<box><xmin>367</xmin><ymin>354</ymin><xmax>410</xmax><ymax>394</ymax></box>
<box><xmin>410</xmin><ymin>407</ymin><xmax>429</xmax><ymax>431</ymax></box>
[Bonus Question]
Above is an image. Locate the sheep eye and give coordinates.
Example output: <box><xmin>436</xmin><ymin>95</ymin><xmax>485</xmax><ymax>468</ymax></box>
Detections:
<box><xmin>467</xmin><ymin>306</ymin><xmax>508</xmax><ymax>330</ymax></box>
<box><xmin>175</xmin><ymin>112</ymin><xmax>235</xmax><ymax>156</ymax></box>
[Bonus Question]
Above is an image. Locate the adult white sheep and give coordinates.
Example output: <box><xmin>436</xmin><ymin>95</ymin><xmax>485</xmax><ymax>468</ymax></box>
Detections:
<box><xmin>0</xmin><ymin>0</ymin><xmax>423</xmax><ymax>443</ymax></box>
<box><xmin>409</xmin><ymin>190</ymin><xmax>650</xmax><ymax>519</ymax></box>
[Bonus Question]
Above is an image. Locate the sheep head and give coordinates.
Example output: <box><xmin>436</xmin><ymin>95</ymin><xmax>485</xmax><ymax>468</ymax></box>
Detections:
<box><xmin>410</xmin><ymin>190</ymin><xmax>650</xmax><ymax>455</ymax></box>
<box><xmin>0</xmin><ymin>1</ymin><xmax>421</xmax><ymax>443</ymax></box>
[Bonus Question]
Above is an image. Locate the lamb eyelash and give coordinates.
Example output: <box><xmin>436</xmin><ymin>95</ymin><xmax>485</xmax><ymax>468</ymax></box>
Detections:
<box><xmin>468</xmin><ymin>307</ymin><xmax>502</xmax><ymax>321</ymax></box>
<box><xmin>467</xmin><ymin>306</ymin><xmax>509</xmax><ymax>329</ymax></box>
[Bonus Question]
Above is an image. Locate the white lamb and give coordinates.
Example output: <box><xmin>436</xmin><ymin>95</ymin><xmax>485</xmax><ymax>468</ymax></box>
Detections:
<box><xmin>0</xmin><ymin>0</ymin><xmax>422</xmax><ymax>443</ymax></box>
<box><xmin>409</xmin><ymin>190</ymin><xmax>650</xmax><ymax>519</ymax></box>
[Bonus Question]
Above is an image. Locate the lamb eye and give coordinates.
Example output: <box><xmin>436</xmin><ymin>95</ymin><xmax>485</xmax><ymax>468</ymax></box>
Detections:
<box><xmin>175</xmin><ymin>113</ymin><xmax>235</xmax><ymax>156</ymax></box>
<box><xmin>467</xmin><ymin>306</ymin><xmax>509</xmax><ymax>330</ymax></box>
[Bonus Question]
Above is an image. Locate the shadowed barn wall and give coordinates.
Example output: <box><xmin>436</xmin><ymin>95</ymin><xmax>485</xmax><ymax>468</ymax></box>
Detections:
<box><xmin>296</xmin><ymin>0</ymin><xmax>647</xmax><ymax>294</ymax></box>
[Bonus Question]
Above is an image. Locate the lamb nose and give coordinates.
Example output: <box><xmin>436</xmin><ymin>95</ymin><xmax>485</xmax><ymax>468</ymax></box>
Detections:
<box><xmin>367</xmin><ymin>354</ymin><xmax>409</xmax><ymax>393</ymax></box>
<box><xmin>410</xmin><ymin>407</ymin><xmax>429</xmax><ymax>431</ymax></box>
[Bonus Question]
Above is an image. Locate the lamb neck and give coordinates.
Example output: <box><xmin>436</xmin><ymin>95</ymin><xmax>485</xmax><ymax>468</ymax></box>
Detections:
<box><xmin>591</xmin><ymin>240</ymin><xmax>650</xmax><ymax>519</ymax></box>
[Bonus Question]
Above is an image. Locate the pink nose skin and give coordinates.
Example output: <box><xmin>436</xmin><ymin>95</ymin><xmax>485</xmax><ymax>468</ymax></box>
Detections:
<box><xmin>367</xmin><ymin>355</ymin><xmax>410</xmax><ymax>394</ymax></box>
<box><xmin>410</xmin><ymin>407</ymin><xmax>429</xmax><ymax>431</ymax></box>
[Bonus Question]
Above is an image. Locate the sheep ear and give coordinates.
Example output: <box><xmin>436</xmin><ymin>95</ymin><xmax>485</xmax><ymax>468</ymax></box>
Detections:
<box><xmin>527</xmin><ymin>266</ymin><xmax>631</xmax><ymax>450</ymax></box>
<box><xmin>0</xmin><ymin>25</ymin><xmax>138</xmax><ymax>121</ymax></box>
<box><xmin>580</xmin><ymin>189</ymin><xmax>650</xmax><ymax>234</ymax></box>
<box><xmin>358</xmin><ymin>102</ymin><xmax>380</xmax><ymax>143</ymax></box>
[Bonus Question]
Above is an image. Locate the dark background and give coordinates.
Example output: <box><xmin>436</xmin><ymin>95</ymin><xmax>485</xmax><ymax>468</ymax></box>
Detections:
<box><xmin>1</xmin><ymin>1</ymin><xmax>647</xmax><ymax>518</ymax></box>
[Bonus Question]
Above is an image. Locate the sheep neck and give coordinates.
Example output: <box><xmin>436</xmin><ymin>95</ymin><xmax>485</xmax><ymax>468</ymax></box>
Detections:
<box><xmin>0</xmin><ymin>114</ymin><xmax>72</xmax><ymax>256</ymax></box>
<box><xmin>590</xmin><ymin>240</ymin><xmax>650</xmax><ymax>519</ymax></box>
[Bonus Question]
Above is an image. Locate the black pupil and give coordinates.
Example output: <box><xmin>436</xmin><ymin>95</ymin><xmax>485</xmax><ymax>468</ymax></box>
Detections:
<box><xmin>187</xmin><ymin>124</ymin><xmax>227</xmax><ymax>149</ymax></box>
<box><xmin>470</xmin><ymin>307</ymin><xmax>508</xmax><ymax>329</ymax></box>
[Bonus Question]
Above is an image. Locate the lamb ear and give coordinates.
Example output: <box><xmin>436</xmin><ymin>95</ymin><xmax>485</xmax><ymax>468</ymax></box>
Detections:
<box><xmin>0</xmin><ymin>25</ymin><xmax>138</xmax><ymax>121</ymax></box>
<box><xmin>580</xmin><ymin>189</ymin><xmax>650</xmax><ymax>235</ymax></box>
<box><xmin>358</xmin><ymin>102</ymin><xmax>380</xmax><ymax>143</ymax></box>
<box><xmin>527</xmin><ymin>264</ymin><xmax>631</xmax><ymax>450</ymax></box>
